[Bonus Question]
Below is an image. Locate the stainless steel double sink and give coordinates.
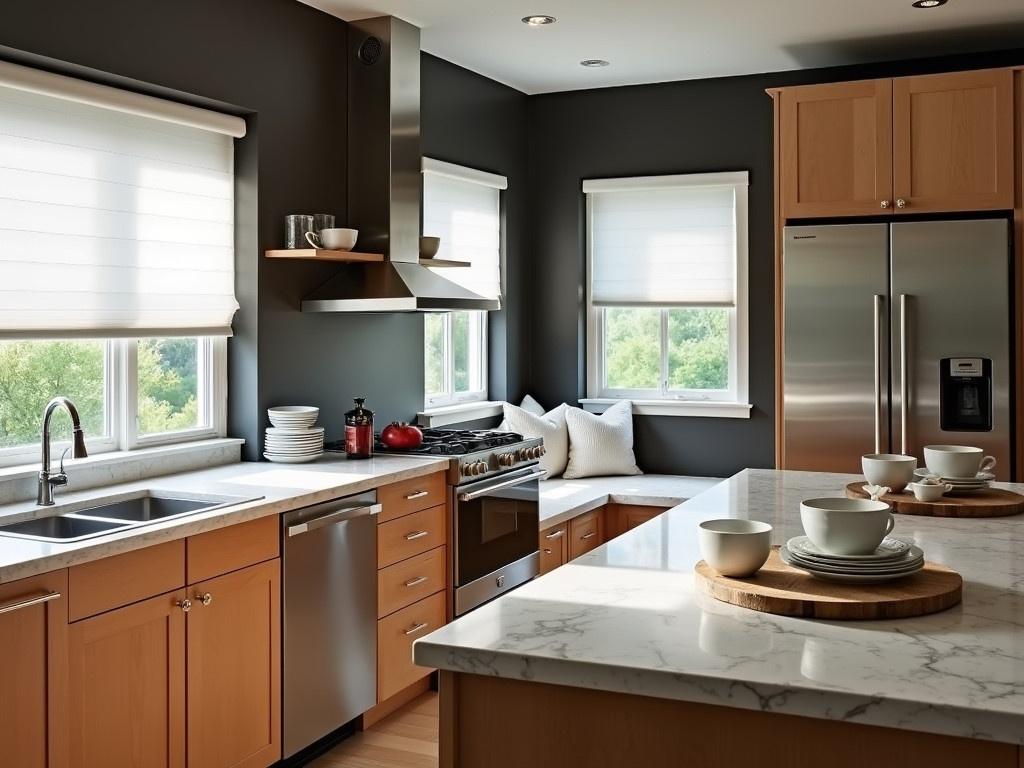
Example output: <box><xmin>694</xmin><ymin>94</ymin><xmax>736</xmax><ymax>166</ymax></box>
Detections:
<box><xmin>0</xmin><ymin>490</ymin><xmax>260</xmax><ymax>543</ymax></box>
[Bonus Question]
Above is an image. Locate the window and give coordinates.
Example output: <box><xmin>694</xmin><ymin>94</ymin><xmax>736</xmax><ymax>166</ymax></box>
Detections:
<box><xmin>0</xmin><ymin>60</ymin><xmax>240</xmax><ymax>466</ymax></box>
<box><xmin>584</xmin><ymin>172</ymin><xmax>748</xmax><ymax>407</ymax></box>
<box><xmin>422</xmin><ymin>159</ymin><xmax>505</xmax><ymax>408</ymax></box>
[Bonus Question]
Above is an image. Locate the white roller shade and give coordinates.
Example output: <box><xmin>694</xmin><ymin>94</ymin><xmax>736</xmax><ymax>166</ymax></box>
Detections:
<box><xmin>423</xmin><ymin>159</ymin><xmax>503</xmax><ymax>302</ymax></box>
<box><xmin>0</xmin><ymin>72</ymin><xmax>240</xmax><ymax>338</ymax></box>
<box><xmin>585</xmin><ymin>171</ymin><xmax>748</xmax><ymax>307</ymax></box>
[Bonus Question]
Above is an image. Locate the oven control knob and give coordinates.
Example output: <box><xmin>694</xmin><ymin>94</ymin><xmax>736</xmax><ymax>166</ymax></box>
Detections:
<box><xmin>538</xmin><ymin>445</ymin><xmax>547</xmax><ymax>457</ymax></box>
<box><xmin>475</xmin><ymin>461</ymin><xmax>488</xmax><ymax>475</ymax></box>
<box><xmin>515</xmin><ymin>448</ymin><xmax>527</xmax><ymax>461</ymax></box>
<box><xmin>461</xmin><ymin>463</ymin><xmax>474</xmax><ymax>477</ymax></box>
<box><xmin>530</xmin><ymin>446</ymin><xmax>543</xmax><ymax>459</ymax></box>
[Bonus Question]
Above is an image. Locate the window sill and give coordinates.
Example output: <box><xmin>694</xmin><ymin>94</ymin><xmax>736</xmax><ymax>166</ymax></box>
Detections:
<box><xmin>417</xmin><ymin>401</ymin><xmax>504</xmax><ymax>428</ymax></box>
<box><xmin>579</xmin><ymin>399</ymin><xmax>753</xmax><ymax>419</ymax></box>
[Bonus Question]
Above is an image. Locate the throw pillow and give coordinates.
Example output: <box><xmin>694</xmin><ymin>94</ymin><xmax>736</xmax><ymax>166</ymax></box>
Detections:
<box><xmin>501</xmin><ymin>401</ymin><xmax>569</xmax><ymax>477</ymax></box>
<box><xmin>563</xmin><ymin>401</ymin><xmax>642</xmax><ymax>479</ymax></box>
<box><xmin>498</xmin><ymin>394</ymin><xmax>546</xmax><ymax>431</ymax></box>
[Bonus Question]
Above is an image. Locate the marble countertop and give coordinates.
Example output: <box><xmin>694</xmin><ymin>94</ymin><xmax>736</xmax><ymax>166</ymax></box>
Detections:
<box><xmin>415</xmin><ymin>468</ymin><xmax>1024</xmax><ymax>745</ymax></box>
<box><xmin>0</xmin><ymin>454</ymin><xmax>450</xmax><ymax>583</ymax></box>
<box><xmin>539</xmin><ymin>474</ymin><xmax>721</xmax><ymax>530</ymax></box>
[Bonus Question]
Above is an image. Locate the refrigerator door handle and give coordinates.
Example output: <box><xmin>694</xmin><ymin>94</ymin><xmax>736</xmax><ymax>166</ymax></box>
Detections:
<box><xmin>899</xmin><ymin>294</ymin><xmax>910</xmax><ymax>456</ymax></box>
<box><xmin>874</xmin><ymin>294</ymin><xmax>884</xmax><ymax>454</ymax></box>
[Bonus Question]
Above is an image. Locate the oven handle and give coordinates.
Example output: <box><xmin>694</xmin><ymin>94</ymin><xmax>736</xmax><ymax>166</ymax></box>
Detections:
<box><xmin>458</xmin><ymin>469</ymin><xmax>547</xmax><ymax>502</ymax></box>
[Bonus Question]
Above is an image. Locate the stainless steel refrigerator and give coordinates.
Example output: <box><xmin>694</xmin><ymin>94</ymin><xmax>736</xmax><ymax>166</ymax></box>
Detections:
<box><xmin>783</xmin><ymin>218</ymin><xmax>1013</xmax><ymax>479</ymax></box>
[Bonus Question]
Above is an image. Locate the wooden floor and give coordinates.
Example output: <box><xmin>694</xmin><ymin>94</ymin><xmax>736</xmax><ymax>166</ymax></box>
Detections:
<box><xmin>308</xmin><ymin>692</ymin><xmax>439</xmax><ymax>768</ymax></box>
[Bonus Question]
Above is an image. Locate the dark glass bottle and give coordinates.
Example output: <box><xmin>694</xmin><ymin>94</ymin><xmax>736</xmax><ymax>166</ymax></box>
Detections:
<box><xmin>344</xmin><ymin>397</ymin><xmax>374</xmax><ymax>459</ymax></box>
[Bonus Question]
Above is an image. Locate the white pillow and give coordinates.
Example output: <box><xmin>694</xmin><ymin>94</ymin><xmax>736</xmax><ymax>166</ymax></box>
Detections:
<box><xmin>501</xmin><ymin>401</ymin><xmax>569</xmax><ymax>477</ymax></box>
<box><xmin>563</xmin><ymin>401</ymin><xmax>642</xmax><ymax>479</ymax></box>
<box><xmin>498</xmin><ymin>394</ymin><xmax>546</xmax><ymax>431</ymax></box>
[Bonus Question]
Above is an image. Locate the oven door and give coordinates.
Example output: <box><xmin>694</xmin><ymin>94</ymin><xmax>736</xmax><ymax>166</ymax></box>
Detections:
<box><xmin>454</xmin><ymin>465</ymin><xmax>545</xmax><ymax>615</ymax></box>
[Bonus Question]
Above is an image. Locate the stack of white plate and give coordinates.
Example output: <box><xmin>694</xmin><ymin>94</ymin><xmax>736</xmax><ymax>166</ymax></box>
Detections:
<box><xmin>264</xmin><ymin>406</ymin><xmax>323</xmax><ymax>463</ymax></box>
<box><xmin>779</xmin><ymin>536</ymin><xmax>925</xmax><ymax>583</ymax></box>
<box><xmin>913</xmin><ymin>468</ymin><xmax>993</xmax><ymax>493</ymax></box>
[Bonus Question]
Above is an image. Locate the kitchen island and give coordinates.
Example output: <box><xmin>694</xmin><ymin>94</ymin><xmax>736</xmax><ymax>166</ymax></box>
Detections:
<box><xmin>414</xmin><ymin>469</ymin><xmax>1024</xmax><ymax>768</ymax></box>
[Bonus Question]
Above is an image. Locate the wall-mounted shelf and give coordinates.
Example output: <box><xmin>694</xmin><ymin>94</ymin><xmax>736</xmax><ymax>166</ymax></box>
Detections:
<box><xmin>420</xmin><ymin>258</ymin><xmax>470</xmax><ymax>268</ymax></box>
<box><xmin>265</xmin><ymin>249</ymin><xmax>384</xmax><ymax>262</ymax></box>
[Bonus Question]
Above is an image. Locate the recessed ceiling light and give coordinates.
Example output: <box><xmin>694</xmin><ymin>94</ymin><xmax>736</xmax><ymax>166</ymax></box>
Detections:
<box><xmin>911</xmin><ymin>0</ymin><xmax>946</xmax><ymax>7</ymax></box>
<box><xmin>581</xmin><ymin>59</ymin><xmax>610</xmax><ymax>67</ymax></box>
<box><xmin>522</xmin><ymin>15</ymin><xmax>556</xmax><ymax>25</ymax></box>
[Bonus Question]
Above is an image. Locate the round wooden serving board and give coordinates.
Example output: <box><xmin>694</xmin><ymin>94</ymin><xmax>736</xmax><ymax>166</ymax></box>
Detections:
<box><xmin>846</xmin><ymin>481</ymin><xmax>1024</xmax><ymax>518</ymax></box>
<box><xmin>694</xmin><ymin>549</ymin><xmax>962</xmax><ymax>620</ymax></box>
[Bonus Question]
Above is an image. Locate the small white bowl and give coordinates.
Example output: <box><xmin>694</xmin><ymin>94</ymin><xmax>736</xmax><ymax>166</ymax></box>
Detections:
<box><xmin>861</xmin><ymin>453</ymin><xmax>917</xmax><ymax>493</ymax></box>
<box><xmin>419</xmin><ymin>236</ymin><xmax>441</xmax><ymax>258</ymax></box>
<box><xmin>268</xmin><ymin>405</ymin><xmax>319</xmax><ymax>429</ymax></box>
<box><xmin>698</xmin><ymin>519</ymin><xmax>772</xmax><ymax>577</ymax></box>
<box><xmin>800</xmin><ymin>497</ymin><xmax>893</xmax><ymax>556</ymax></box>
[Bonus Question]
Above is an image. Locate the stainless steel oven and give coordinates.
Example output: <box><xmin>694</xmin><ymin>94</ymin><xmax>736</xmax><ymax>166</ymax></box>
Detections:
<box><xmin>453</xmin><ymin>465</ymin><xmax>544</xmax><ymax>616</ymax></box>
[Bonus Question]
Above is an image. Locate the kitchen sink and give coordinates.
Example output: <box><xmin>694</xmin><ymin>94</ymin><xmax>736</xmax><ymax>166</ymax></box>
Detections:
<box><xmin>0</xmin><ymin>490</ymin><xmax>261</xmax><ymax>543</ymax></box>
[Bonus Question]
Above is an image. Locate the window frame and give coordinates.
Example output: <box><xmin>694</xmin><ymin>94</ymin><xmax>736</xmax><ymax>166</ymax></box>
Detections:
<box><xmin>585</xmin><ymin>172</ymin><xmax>750</xmax><ymax>407</ymax></box>
<box><xmin>424</xmin><ymin>311</ymin><xmax>489</xmax><ymax>409</ymax></box>
<box><xmin>0</xmin><ymin>336</ymin><xmax>227</xmax><ymax>468</ymax></box>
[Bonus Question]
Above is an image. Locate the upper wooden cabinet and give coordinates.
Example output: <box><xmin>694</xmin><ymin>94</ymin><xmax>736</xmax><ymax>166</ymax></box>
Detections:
<box><xmin>778</xmin><ymin>69</ymin><xmax>1015</xmax><ymax>218</ymax></box>
<box><xmin>892</xmin><ymin>69</ymin><xmax>1014</xmax><ymax>213</ymax></box>
<box><xmin>781</xmin><ymin>80</ymin><xmax>893</xmax><ymax>218</ymax></box>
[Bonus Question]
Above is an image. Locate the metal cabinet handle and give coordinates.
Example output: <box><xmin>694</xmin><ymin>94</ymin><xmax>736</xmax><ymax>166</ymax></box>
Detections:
<box><xmin>873</xmin><ymin>294</ymin><xmax>884</xmax><ymax>454</ymax></box>
<box><xmin>581</xmin><ymin>532</ymin><xmax>596</xmax><ymax>540</ymax></box>
<box><xmin>0</xmin><ymin>590</ymin><xmax>60</xmax><ymax>615</ymax></box>
<box><xmin>404</xmin><ymin>621</ymin><xmax>429</xmax><ymax>636</ymax></box>
<box><xmin>195</xmin><ymin>592</ymin><xmax>213</xmax><ymax>607</ymax></box>
<box><xmin>896</xmin><ymin>198</ymin><xmax>907</xmax><ymax>209</ymax></box>
<box><xmin>404</xmin><ymin>576</ymin><xmax>428</xmax><ymax>587</ymax></box>
<box><xmin>404</xmin><ymin>490</ymin><xmax>429</xmax><ymax>500</ymax></box>
<box><xmin>544</xmin><ymin>529</ymin><xmax>564</xmax><ymax>540</ymax></box>
<box><xmin>899</xmin><ymin>294</ymin><xmax>910</xmax><ymax>455</ymax></box>
<box><xmin>404</xmin><ymin>530</ymin><xmax>429</xmax><ymax>541</ymax></box>
<box><xmin>880</xmin><ymin>200</ymin><xmax>891</xmax><ymax>209</ymax></box>
<box><xmin>542</xmin><ymin>548</ymin><xmax>553</xmax><ymax>555</ymax></box>
<box><xmin>458</xmin><ymin>469</ymin><xmax>547</xmax><ymax>501</ymax></box>
<box><xmin>176</xmin><ymin>599</ymin><xmax>192</xmax><ymax>613</ymax></box>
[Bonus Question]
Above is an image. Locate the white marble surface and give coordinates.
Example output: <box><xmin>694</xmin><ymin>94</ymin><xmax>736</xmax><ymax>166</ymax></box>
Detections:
<box><xmin>0</xmin><ymin>454</ymin><xmax>450</xmax><ymax>584</ymax></box>
<box><xmin>416</xmin><ymin>468</ymin><xmax>1024</xmax><ymax>745</ymax></box>
<box><xmin>539</xmin><ymin>474</ymin><xmax>722</xmax><ymax>529</ymax></box>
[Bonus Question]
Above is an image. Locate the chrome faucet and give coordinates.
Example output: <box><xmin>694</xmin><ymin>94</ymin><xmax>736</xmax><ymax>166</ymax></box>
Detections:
<box><xmin>38</xmin><ymin>397</ymin><xmax>88</xmax><ymax>506</ymax></box>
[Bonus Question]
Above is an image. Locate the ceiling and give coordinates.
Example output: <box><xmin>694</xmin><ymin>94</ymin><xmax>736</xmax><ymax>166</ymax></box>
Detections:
<box><xmin>299</xmin><ymin>0</ymin><xmax>1024</xmax><ymax>94</ymax></box>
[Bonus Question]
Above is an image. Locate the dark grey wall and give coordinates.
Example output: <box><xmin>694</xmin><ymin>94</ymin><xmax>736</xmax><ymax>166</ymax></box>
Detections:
<box><xmin>526</xmin><ymin>48</ymin><xmax>1024</xmax><ymax>477</ymax></box>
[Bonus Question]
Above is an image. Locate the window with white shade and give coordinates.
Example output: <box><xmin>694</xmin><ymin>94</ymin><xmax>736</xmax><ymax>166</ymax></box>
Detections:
<box><xmin>0</xmin><ymin>60</ymin><xmax>241</xmax><ymax>466</ymax></box>
<box><xmin>584</xmin><ymin>172</ymin><xmax>749</xmax><ymax>408</ymax></box>
<box><xmin>422</xmin><ymin>159</ymin><xmax>504</xmax><ymax>408</ymax></box>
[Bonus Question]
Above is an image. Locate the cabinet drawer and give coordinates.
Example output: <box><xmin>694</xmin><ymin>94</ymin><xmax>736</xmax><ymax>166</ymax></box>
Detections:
<box><xmin>569</xmin><ymin>510</ymin><xmax>603</xmax><ymax>560</ymax></box>
<box><xmin>69</xmin><ymin>539</ymin><xmax>184</xmax><ymax>621</ymax></box>
<box><xmin>377</xmin><ymin>504</ymin><xmax>446</xmax><ymax>568</ymax></box>
<box><xmin>377</xmin><ymin>591</ymin><xmax>445</xmax><ymax>702</ymax></box>
<box><xmin>539</xmin><ymin>524</ymin><xmax>567</xmax><ymax>575</ymax></box>
<box><xmin>187</xmin><ymin>515</ymin><xmax>279</xmax><ymax>584</ymax></box>
<box><xmin>378</xmin><ymin>472</ymin><xmax>446</xmax><ymax>523</ymax></box>
<box><xmin>378</xmin><ymin>546</ymin><xmax>446</xmax><ymax>619</ymax></box>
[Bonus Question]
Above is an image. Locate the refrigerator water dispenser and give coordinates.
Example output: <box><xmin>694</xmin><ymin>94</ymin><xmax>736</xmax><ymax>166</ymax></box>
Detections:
<box><xmin>940</xmin><ymin>358</ymin><xmax>992</xmax><ymax>432</ymax></box>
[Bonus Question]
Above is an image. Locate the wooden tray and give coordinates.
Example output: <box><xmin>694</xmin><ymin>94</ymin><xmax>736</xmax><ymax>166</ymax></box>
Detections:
<box><xmin>846</xmin><ymin>481</ymin><xmax>1024</xmax><ymax>518</ymax></box>
<box><xmin>694</xmin><ymin>549</ymin><xmax>962</xmax><ymax>620</ymax></box>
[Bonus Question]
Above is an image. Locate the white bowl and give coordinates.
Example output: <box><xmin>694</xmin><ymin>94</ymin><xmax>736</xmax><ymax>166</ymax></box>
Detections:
<box><xmin>268</xmin><ymin>406</ymin><xmax>319</xmax><ymax>428</ymax></box>
<box><xmin>861</xmin><ymin>453</ymin><xmax>916</xmax><ymax>493</ymax></box>
<box><xmin>799</xmin><ymin>498</ymin><xmax>894</xmax><ymax>556</ymax></box>
<box><xmin>698</xmin><ymin>519</ymin><xmax>772</xmax><ymax>577</ymax></box>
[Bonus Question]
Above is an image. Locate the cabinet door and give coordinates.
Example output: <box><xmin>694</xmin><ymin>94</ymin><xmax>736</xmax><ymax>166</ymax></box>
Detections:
<box><xmin>187</xmin><ymin>559</ymin><xmax>281</xmax><ymax>768</ymax></box>
<box><xmin>569</xmin><ymin>510</ymin><xmax>603</xmax><ymax>560</ymax></box>
<box><xmin>781</xmin><ymin>80</ymin><xmax>893</xmax><ymax>218</ymax></box>
<box><xmin>0</xmin><ymin>570</ymin><xmax>68</xmax><ymax>768</ymax></box>
<box><xmin>378</xmin><ymin>591</ymin><xmax>446</xmax><ymax>702</ymax></box>
<box><xmin>893</xmin><ymin>69</ymin><xmax>1014</xmax><ymax>213</ymax></box>
<box><xmin>539</xmin><ymin>524</ymin><xmax>567</xmax><ymax>575</ymax></box>
<box><xmin>68</xmin><ymin>590</ymin><xmax>186</xmax><ymax>768</ymax></box>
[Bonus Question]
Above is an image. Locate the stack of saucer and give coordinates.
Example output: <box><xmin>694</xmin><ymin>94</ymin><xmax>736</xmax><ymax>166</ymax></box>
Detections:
<box><xmin>913</xmin><ymin>468</ymin><xmax>992</xmax><ymax>494</ymax></box>
<box><xmin>264</xmin><ymin>406</ymin><xmax>323</xmax><ymax>463</ymax></box>
<box><xmin>780</xmin><ymin>536</ymin><xmax>925</xmax><ymax>584</ymax></box>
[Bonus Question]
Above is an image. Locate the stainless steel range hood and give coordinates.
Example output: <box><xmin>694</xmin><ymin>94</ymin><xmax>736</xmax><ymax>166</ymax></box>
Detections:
<box><xmin>302</xmin><ymin>16</ymin><xmax>499</xmax><ymax>313</ymax></box>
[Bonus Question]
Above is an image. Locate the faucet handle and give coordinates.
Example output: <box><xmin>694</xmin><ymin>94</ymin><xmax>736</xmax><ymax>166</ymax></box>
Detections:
<box><xmin>58</xmin><ymin>447</ymin><xmax>71</xmax><ymax>476</ymax></box>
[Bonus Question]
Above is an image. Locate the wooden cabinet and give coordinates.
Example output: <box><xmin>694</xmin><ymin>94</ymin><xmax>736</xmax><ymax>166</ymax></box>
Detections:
<box><xmin>68</xmin><ymin>590</ymin><xmax>186</xmax><ymax>768</ymax></box>
<box><xmin>0</xmin><ymin>570</ymin><xmax>68</xmax><ymax>768</ymax></box>
<box><xmin>605</xmin><ymin>504</ymin><xmax>668</xmax><ymax>539</ymax></box>
<box><xmin>780</xmin><ymin>80</ymin><xmax>893</xmax><ymax>218</ymax></box>
<box><xmin>377</xmin><ymin>591</ymin><xmax>446</xmax><ymax>702</ymax></box>
<box><xmin>892</xmin><ymin>69</ymin><xmax>1014</xmax><ymax>213</ymax></box>
<box><xmin>569</xmin><ymin>509</ymin><xmax>604</xmax><ymax>560</ymax></box>
<box><xmin>187</xmin><ymin>559</ymin><xmax>281</xmax><ymax>768</ymax></box>
<box><xmin>539</xmin><ymin>524</ymin><xmax>567</xmax><ymax>575</ymax></box>
<box><xmin>378</xmin><ymin>545</ymin><xmax>446</xmax><ymax>619</ymax></box>
<box><xmin>377</xmin><ymin>503</ymin><xmax>446</xmax><ymax>568</ymax></box>
<box><xmin>378</xmin><ymin>471</ymin><xmax>446</xmax><ymax>522</ymax></box>
<box><xmin>778</xmin><ymin>68</ymin><xmax>1015</xmax><ymax>218</ymax></box>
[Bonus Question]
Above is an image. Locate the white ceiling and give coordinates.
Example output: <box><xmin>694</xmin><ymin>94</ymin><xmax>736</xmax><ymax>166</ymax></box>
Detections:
<box><xmin>299</xmin><ymin>0</ymin><xmax>1024</xmax><ymax>95</ymax></box>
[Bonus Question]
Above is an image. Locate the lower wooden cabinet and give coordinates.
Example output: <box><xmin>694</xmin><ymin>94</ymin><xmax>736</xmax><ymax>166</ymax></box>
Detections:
<box><xmin>569</xmin><ymin>509</ymin><xmax>604</xmax><ymax>560</ymax></box>
<box><xmin>605</xmin><ymin>504</ymin><xmax>669</xmax><ymax>539</ymax></box>
<box><xmin>541</xmin><ymin>504</ymin><xmax>670</xmax><ymax>575</ymax></box>
<box><xmin>0</xmin><ymin>570</ymin><xmax>68</xmax><ymax>768</ymax></box>
<box><xmin>377</xmin><ymin>591</ymin><xmax>446</xmax><ymax>702</ymax></box>
<box><xmin>539</xmin><ymin>524</ymin><xmax>567</xmax><ymax>575</ymax></box>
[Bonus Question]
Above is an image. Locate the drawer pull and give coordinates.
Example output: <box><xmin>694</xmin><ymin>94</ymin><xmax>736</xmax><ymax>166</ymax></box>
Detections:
<box><xmin>404</xmin><ymin>530</ymin><xmax>429</xmax><ymax>541</ymax></box>
<box><xmin>581</xmin><ymin>532</ymin><xmax>596</xmax><ymax>540</ymax></box>
<box><xmin>0</xmin><ymin>590</ymin><xmax>60</xmax><ymax>615</ymax></box>
<box><xmin>543</xmin><ymin>548</ymin><xmax>553</xmax><ymax>555</ymax></box>
<box><xmin>195</xmin><ymin>592</ymin><xmax>213</xmax><ymax>607</ymax></box>
<box><xmin>404</xmin><ymin>621</ymin><xmax>430</xmax><ymax>636</ymax></box>
<box><xmin>404</xmin><ymin>490</ymin><xmax>430</xmax><ymax>500</ymax></box>
<box><xmin>544</xmin><ymin>529</ymin><xmax>564</xmax><ymax>540</ymax></box>
<box><xmin>404</xmin><ymin>576</ymin><xmax>428</xmax><ymax>587</ymax></box>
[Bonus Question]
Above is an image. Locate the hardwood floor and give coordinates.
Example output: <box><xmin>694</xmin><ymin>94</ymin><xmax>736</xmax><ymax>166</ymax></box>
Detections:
<box><xmin>309</xmin><ymin>692</ymin><xmax>439</xmax><ymax>768</ymax></box>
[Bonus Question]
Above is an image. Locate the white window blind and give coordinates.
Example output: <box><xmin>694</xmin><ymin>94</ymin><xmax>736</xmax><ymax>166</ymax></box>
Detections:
<box><xmin>422</xmin><ymin>158</ymin><xmax>504</xmax><ymax>302</ymax></box>
<box><xmin>0</xmin><ymin>61</ymin><xmax>243</xmax><ymax>339</ymax></box>
<box><xmin>584</xmin><ymin>171</ymin><xmax>748</xmax><ymax>307</ymax></box>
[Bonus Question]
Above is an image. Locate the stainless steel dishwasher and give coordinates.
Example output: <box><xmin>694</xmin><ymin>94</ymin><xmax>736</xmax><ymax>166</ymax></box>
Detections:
<box><xmin>282</xmin><ymin>491</ymin><xmax>380</xmax><ymax>758</ymax></box>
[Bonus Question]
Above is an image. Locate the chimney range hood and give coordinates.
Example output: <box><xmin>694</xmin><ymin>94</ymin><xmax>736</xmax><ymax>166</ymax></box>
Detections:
<box><xmin>302</xmin><ymin>16</ymin><xmax>499</xmax><ymax>313</ymax></box>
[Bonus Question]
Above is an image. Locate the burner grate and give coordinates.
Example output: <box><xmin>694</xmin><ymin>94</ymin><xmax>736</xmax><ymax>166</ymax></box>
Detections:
<box><xmin>325</xmin><ymin>428</ymin><xmax>523</xmax><ymax>456</ymax></box>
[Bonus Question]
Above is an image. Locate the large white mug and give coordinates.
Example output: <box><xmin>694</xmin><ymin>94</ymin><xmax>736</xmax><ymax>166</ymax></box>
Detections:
<box><xmin>861</xmin><ymin>453</ymin><xmax>916</xmax><ymax>493</ymax></box>
<box><xmin>800</xmin><ymin>498</ymin><xmax>894</xmax><ymax>556</ymax></box>
<box><xmin>923</xmin><ymin>445</ymin><xmax>996</xmax><ymax>479</ymax></box>
<box><xmin>305</xmin><ymin>227</ymin><xmax>358</xmax><ymax>251</ymax></box>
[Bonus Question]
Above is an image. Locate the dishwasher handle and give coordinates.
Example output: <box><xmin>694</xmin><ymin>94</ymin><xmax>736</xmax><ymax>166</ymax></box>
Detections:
<box><xmin>286</xmin><ymin>503</ymin><xmax>381</xmax><ymax>537</ymax></box>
